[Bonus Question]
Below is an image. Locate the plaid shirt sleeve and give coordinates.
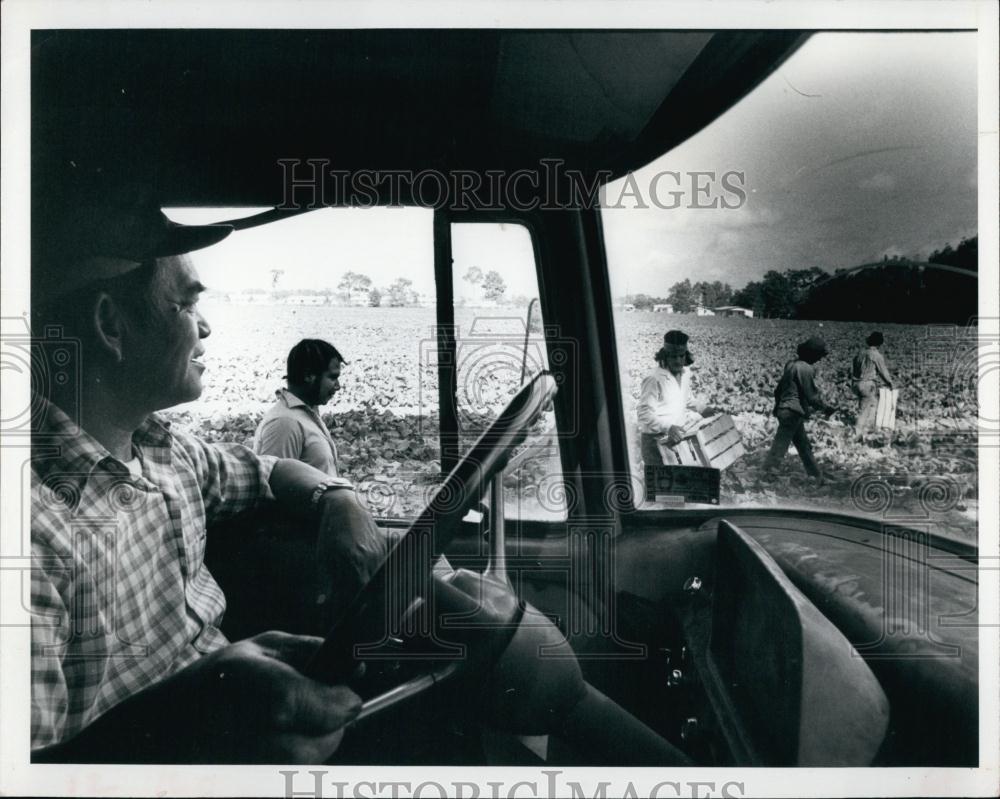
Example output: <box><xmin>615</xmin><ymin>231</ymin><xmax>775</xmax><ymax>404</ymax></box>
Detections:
<box><xmin>31</xmin><ymin>543</ymin><xmax>71</xmax><ymax>749</ymax></box>
<box><xmin>170</xmin><ymin>430</ymin><xmax>278</xmax><ymax>525</ymax></box>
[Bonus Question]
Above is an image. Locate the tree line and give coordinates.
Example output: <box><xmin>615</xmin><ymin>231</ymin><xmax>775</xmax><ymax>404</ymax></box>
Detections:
<box><xmin>626</xmin><ymin>236</ymin><xmax>977</xmax><ymax>324</ymax></box>
<box><xmin>337</xmin><ymin>272</ymin><xmax>422</xmax><ymax>307</ymax></box>
<box><xmin>259</xmin><ymin>267</ymin><xmax>512</xmax><ymax>308</ymax></box>
<box><xmin>624</xmin><ymin>280</ymin><xmax>735</xmax><ymax>313</ymax></box>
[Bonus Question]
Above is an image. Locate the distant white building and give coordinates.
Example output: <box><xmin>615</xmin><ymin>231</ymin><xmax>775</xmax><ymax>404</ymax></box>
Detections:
<box><xmin>623</xmin><ymin>303</ymin><xmax>636</xmax><ymax>312</ymax></box>
<box><xmin>713</xmin><ymin>305</ymin><xmax>754</xmax><ymax>318</ymax></box>
<box><xmin>283</xmin><ymin>295</ymin><xmax>327</xmax><ymax>305</ymax></box>
<box><xmin>653</xmin><ymin>303</ymin><xmax>674</xmax><ymax>313</ymax></box>
<box><xmin>694</xmin><ymin>305</ymin><xmax>715</xmax><ymax>316</ymax></box>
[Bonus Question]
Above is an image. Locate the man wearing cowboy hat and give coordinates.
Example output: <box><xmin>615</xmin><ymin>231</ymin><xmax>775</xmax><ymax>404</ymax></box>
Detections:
<box><xmin>29</xmin><ymin>177</ymin><xmax>383</xmax><ymax>762</ymax></box>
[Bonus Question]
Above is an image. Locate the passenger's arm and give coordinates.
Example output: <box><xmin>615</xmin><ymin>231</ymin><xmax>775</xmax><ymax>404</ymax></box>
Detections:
<box><xmin>269</xmin><ymin>459</ymin><xmax>391</xmax><ymax>623</ymax></box>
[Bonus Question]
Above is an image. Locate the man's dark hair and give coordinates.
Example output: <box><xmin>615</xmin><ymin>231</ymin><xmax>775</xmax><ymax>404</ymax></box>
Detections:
<box><xmin>285</xmin><ymin>338</ymin><xmax>345</xmax><ymax>384</ymax></box>
<box><xmin>866</xmin><ymin>331</ymin><xmax>884</xmax><ymax>347</ymax></box>
<box><xmin>796</xmin><ymin>336</ymin><xmax>829</xmax><ymax>364</ymax></box>
<box><xmin>31</xmin><ymin>260</ymin><xmax>161</xmax><ymax>404</ymax></box>
<box><xmin>32</xmin><ymin>259</ymin><xmax>160</xmax><ymax>340</ymax></box>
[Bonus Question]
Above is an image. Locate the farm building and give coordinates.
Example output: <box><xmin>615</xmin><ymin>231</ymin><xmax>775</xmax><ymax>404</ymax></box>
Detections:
<box><xmin>713</xmin><ymin>305</ymin><xmax>755</xmax><ymax>318</ymax></box>
<box><xmin>282</xmin><ymin>295</ymin><xmax>328</xmax><ymax>305</ymax></box>
<box><xmin>623</xmin><ymin>303</ymin><xmax>636</xmax><ymax>312</ymax></box>
<box><xmin>653</xmin><ymin>303</ymin><xmax>674</xmax><ymax>313</ymax></box>
<box><xmin>694</xmin><ymin>305</ymin><xmax>715</xmax><ymax>316</ymax></box>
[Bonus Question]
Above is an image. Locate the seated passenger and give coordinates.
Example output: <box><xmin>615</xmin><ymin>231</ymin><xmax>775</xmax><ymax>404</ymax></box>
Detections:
<box><xmin>636</xmin><ymin>329</ymin><xmax>718</xmax><ymax>466</ymax></box>
<box><xmin>254</xmin><ymin>339</ymin><xmax>346</xmax><ymax>477</ymax></box>
<box><xmin>30</xmin><ymin>189</ymin><xmax>386</xmax><ymax>762</ymax></box>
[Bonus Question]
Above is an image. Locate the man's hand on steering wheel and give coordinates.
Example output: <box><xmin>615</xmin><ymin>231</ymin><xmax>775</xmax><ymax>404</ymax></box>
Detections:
<box><xmin>35</xmin><ymin>631</ymin><xmax>362</xmax><ymax>764</ymax></box>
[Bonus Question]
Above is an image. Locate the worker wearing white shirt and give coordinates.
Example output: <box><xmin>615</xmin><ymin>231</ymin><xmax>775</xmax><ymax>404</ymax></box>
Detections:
<box><xmin>637</xmin><ymin>330</ymin><xmax>718</xmax><ymax>465</ymax></box>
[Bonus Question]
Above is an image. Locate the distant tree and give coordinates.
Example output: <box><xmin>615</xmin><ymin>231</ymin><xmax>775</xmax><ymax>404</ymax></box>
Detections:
<box><xmin>481</xmin><ymin>270</ymin><xmax>507</xmax><ymax>303</ymax></box>
<box><xmin>731</xmin><ymin>281</ymin><xmax>764</xmax><ymax>316</ymax></box>
<box><xmin>666</xmin><ymin>279</ymin><xmax>697</xmax><ymax>313</ymax></box>
<box><xmin>758</xmin><ymin>270</ymin><xmax>796</xmax><ymax>318</ymax></box>
<box><xmin>786</xmin><ymin>267</ymin><xmax>829</xmax><ymax>301</ymax></box>
<box><xmin>728</xmin><ymin>267</ymin><xmax>826</xmax><ymax>319</ymax></box>
<box><xmin>693</xmin><ymin>280</ymin><xmax>734</xmax><ymax>309</ymax></box>
<box><xmin>627</xmin><ymin>293</ymin><xmax>656</xmax><ymax>311</ymax></box>
<box><xmin>387</xmin><ymin>277</ymin><xmax>416</xmax><ymax>307</ymax></box>
<box><xmin>795</xmin><ymin>237</ymin><xmax>976</xmax><ymax>324</ymax></box>
<box><xmin>338</xmin><ymin>271</ymin><xmax>373</xmax><ymax>303</ymax></box>
<box><xmin>368</xmin><ymin>287</ymin><xmax>382</xmax><ymax>307</ymax></box>
<box><xmin>930</xmin><ymin>236</ymin><xmax>977</xmax><ymax>271</ymax></box>
<box><xmin>270</xmin><ymin>269</ymin><xmax>284</xmax><ymax>289</ymax></box>
<box><xmin>463</xmin><ymin>266</ymin><xmax>484</xmax><ymax>288</ymax></box>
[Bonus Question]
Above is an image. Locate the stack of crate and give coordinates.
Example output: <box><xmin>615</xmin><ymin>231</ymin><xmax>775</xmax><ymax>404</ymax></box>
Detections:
<box><xmin>657</xmin><ymin>413</ymin><xmax>745</xmax><ymax>470</ymax></box>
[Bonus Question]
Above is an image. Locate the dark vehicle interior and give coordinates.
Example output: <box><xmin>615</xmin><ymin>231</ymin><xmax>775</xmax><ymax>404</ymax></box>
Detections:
<box><xmin>32</xmin><ymin>29</ymin><xmax>979</xmax><ymax>767</ymax></box>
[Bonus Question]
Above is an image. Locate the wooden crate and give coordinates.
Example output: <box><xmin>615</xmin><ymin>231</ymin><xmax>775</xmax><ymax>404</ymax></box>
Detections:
<box><xmin>657</xmin><ymin>414</ymin><xmax>745</xmax><ymax>470</ymax></box>
<box><xmin>876</xmin><ymin>388</ymin><xmax>898</xmax><ymax>430</ymax></box>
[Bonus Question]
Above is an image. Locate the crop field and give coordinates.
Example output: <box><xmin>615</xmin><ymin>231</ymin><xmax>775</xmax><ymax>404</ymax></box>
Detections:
<box><xmin>164</xmin><ymin>301</ymin><xmax>980</xmax><ymax>541</ymax></box>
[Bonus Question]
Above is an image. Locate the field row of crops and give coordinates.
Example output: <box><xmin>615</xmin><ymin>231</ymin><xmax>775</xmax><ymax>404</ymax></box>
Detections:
<box><xmin>164</xmin><ymin>302</ymin><xmax>980</xmax><ymax>540</ymax></box>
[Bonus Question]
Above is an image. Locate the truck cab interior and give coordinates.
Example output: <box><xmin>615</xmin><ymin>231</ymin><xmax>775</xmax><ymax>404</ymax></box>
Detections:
<box><xmin>31</xmin><ymin>28</ymin><xmax>980</xmax><ymax>767</ymax></box>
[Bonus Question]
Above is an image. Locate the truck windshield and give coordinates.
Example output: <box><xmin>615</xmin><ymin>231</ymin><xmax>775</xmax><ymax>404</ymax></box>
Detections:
<box><xmin>602</xmin><ymin>32</ymin><xmax>979</xmax><ymax>544</ymax></box>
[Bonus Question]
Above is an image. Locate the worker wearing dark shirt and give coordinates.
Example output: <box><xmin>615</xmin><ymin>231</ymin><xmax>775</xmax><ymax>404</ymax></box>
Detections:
<box><xmin>762</xmin><ymin>336</ymin><xmax>837</xmax><ymax>480</ymax></box>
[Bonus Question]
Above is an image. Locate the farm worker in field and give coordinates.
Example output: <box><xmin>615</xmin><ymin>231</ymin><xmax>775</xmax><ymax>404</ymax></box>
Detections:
<box><xmin>254</xmin><ymin>338</ymin><xmax>346</xmax><ymax>476</ymax></box>
<box><xmin>851</xmin><ymin>330</ymin><xmax>894</xmax><ymax>440</ymax></box>
<box><xmin>637</xmin><ymin>329</ymin><xmax>719</xmax><ymax>465</ymax></box>
<box><xmin>761</xmin><ymin>336</ymin><xmax>838</xmax><ymax>481</ymax></box>
<box><xmin>28</xmin><ymin>183</ymin><xmax>388</xmax><ymax>763</ymax></box>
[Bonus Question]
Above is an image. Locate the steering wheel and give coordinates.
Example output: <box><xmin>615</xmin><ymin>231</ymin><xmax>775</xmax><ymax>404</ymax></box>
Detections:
<box><xmin>306</xmin><ymin>371</ymin><xmax>559</xmax><ymax>682</ymax></box>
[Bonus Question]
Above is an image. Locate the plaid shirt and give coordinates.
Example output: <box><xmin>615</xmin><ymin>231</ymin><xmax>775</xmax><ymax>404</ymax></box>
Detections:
<box><xmin>31</xmin><ymin>400</ymin><xmax>277</xmax><ymax>749</ymax></box>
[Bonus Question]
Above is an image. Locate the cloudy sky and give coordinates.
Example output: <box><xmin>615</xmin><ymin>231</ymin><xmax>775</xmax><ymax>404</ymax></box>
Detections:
<box><xmin>601</xmin><ymin>31</ymin><xmax>979</xmax><ymax>297</ymax></box>
<box><xmin>171</xmin><ymin>31</ymin><xmax>979</xmax><ymax>300</ymax></box>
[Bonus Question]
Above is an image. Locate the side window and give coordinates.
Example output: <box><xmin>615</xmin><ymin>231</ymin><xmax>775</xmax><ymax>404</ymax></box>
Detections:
<box><xmin>450</xmin><ymin>222</ymin><xmax>567</xmax><ymax>521</ymax></box>
<box><xmin>164</xmin><ymin>206</ymin><xmax>444</xmax><ymax>520</ymax></box>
